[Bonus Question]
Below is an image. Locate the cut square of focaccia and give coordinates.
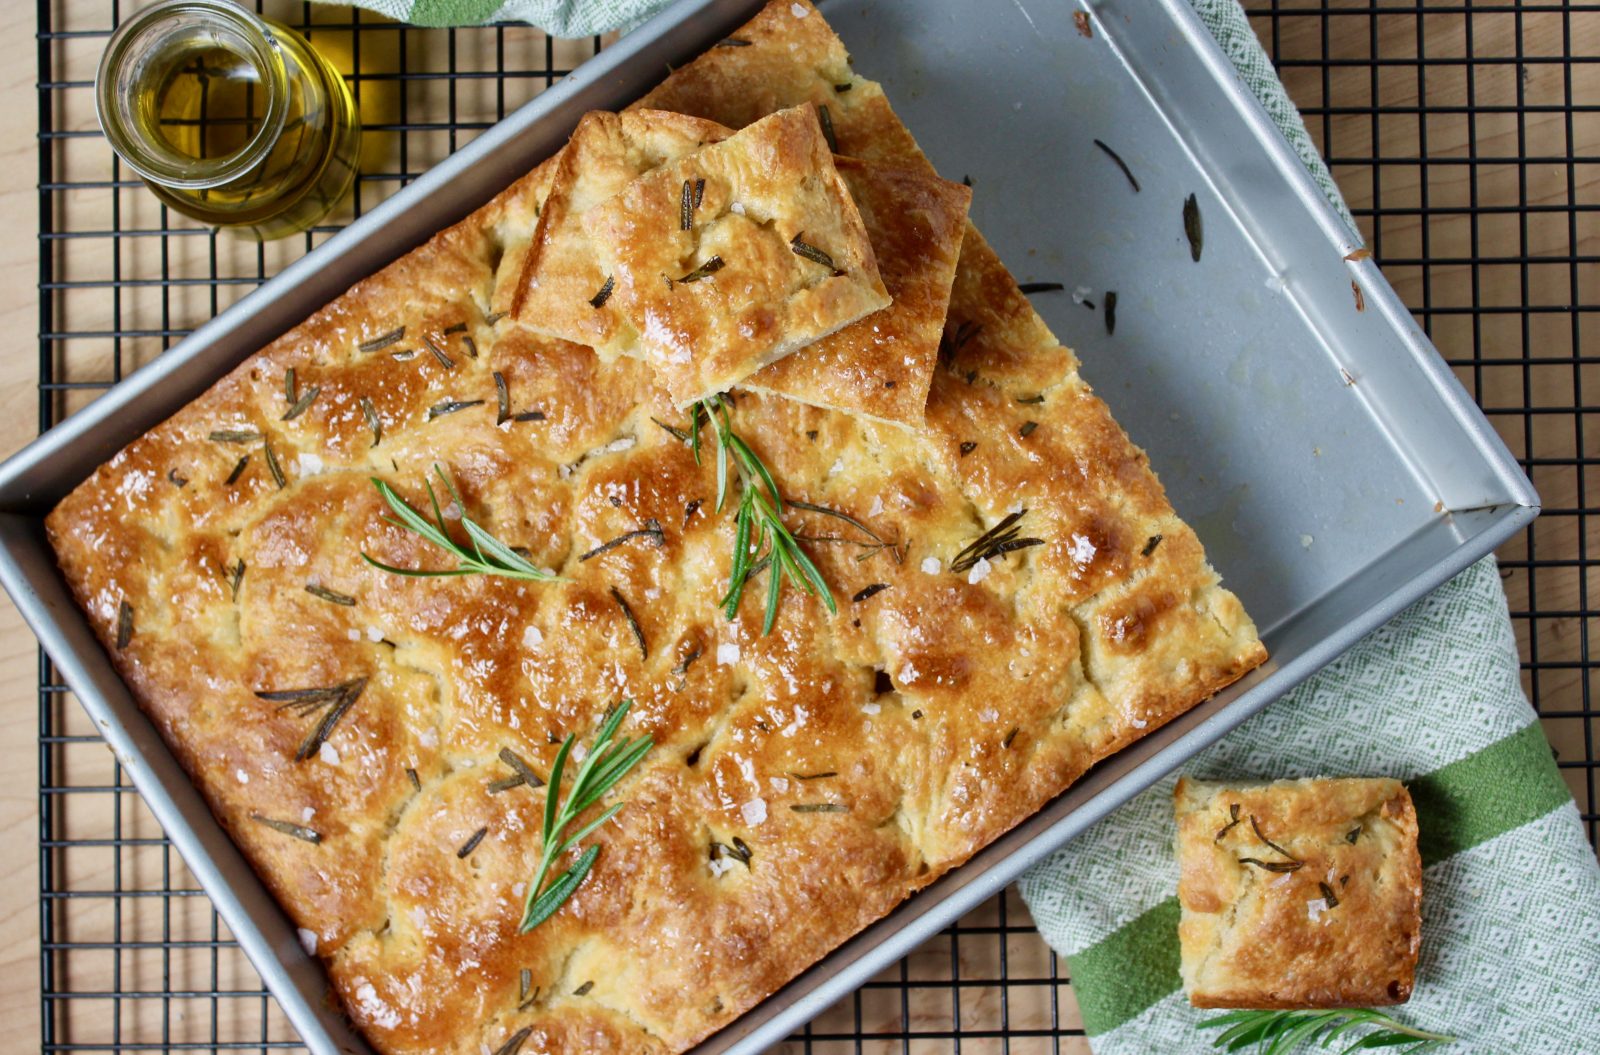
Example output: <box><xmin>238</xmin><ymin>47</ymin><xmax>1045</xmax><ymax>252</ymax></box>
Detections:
<box><xmin>742</xmin><ymin>157</ymin><xmax>970</xmax><ymax>427</ymax></box>
<box><xmin>1175</xmin><ymin>777</ymin><xmax>1422</xmax><ymax>1009</ymax></box>
<box><xmin>511</xmin><ymin>109</ymin><xmax>731</xmax><ymax>357</ymax></box>
<box><xmin>581</xmin><ymin>103</ymin><xmax>891</xmax><ymax>406</ymax></box>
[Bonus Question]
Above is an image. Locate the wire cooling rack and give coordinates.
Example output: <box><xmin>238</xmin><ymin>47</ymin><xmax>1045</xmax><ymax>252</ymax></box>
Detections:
<box><xmin>32</xmin><ymin>2</ymin><xmax>1598</xmax><ymax>1051</ymax></box>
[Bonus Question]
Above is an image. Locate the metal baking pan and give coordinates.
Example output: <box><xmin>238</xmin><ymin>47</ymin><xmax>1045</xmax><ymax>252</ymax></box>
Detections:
<box><xmin>0</xmin><ymin>0</ymin><xmax>1536</xmax><ymax>1051</ymax></box>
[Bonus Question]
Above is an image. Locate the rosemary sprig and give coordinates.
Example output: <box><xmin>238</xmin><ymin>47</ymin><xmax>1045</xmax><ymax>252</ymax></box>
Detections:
<box><xmin>950</xmin><ymin>509</ymin><xmax>1046</xmax><ymax>572</ymax></box>
<box><xmin>518</xmin><ymin>699</ymin><xmax>653</xmax><ymax>933</ymax></box>
<box><xmin>1197</xmin><ymin>1008</ymin><xmax>1454</xmax><ymax>1054</ymax></box>
<box><xmin>363</xmin><ymin>465</ymin><xmax>559</xmax><ymax>583</ymax></box>
<box><xmin>697</xmin><ymin>396</ymin><xmax>836</xmax><ymax>634</ymax></box>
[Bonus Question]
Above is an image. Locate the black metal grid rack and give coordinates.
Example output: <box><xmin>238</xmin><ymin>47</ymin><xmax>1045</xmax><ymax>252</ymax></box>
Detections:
<box><xmin>31</xmin><ymin>2</ymin><xmax>1598</xmax><ymax>1052</ymax></box>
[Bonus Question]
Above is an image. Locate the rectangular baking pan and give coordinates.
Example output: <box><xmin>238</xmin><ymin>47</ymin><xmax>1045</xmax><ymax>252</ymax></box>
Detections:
<box><xmin>0</xmin><ymin>0</ymin><xmax>1536</xmax><ymax>1051</ymax></box>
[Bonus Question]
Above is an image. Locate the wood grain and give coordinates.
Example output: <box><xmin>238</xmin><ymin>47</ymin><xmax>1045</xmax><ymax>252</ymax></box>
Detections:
<box><xmin>0</xmin><ymin>3</ymin><xmax>1592</xmax><ymax>1051</ymax></box>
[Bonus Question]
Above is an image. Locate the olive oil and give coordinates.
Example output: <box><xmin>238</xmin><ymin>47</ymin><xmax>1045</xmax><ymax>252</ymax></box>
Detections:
<box><xmin>98</xmin><ymin>1</ymin><xmax>360</xmax><ymax>240</ymax></box>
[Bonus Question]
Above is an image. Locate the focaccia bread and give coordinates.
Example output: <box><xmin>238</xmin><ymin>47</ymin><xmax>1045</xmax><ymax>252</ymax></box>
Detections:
<box><xmin>46</xmin><ymin>4</ymin><xmax>1266</xmax><ymax>1053</ymax></box>
<box><xmin>581</xmin><ymin>103</ymin><xmax>891</xmax><ymax>406</ymax></box>
<box><xmin>1175</xmin><ymin>777</ymin><xmax>1422</xmax><ymax>1009</ymax></box>
<box><xmin>743</xmin><ymin>157</ymin><xmax>970</xmax><ymax>426</ymax></box>
<box><xmin>512</xmin><ymin>109</ymin><xmax>731</xmax><ymax>357</ymax></box>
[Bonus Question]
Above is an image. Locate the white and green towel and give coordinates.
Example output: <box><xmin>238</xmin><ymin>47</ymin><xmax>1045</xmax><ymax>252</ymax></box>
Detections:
<box><xmin>1019</xmin><ymin>556</ymin><xmax>1600</xmax><ymax>1052</ymax></box>
<box><xmin>318</xmin><ymin>1</ymin><xmax>1600</xmax><ymax>1049</ymax></box>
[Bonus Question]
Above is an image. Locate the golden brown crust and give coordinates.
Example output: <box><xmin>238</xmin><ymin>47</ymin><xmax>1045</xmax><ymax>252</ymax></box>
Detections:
<box><xmin>743</xmin><ymin>158</ymin><xmax>970</xmax><ymax>427</ymax></box>
<box><xmin>512</xmin><ymin>109</ymin><xmax>733</xmax><ymax>356</ymax></box>
<box><xmin>1175</xmin><ymin>777</ymin><xmax>1423</xmax><ymax>1009</ymax></box>
<box><xmin>581</xmin><ymin>104</ymin><xmax>890</xmax><ymax>407</ymax></box>
<box><xmin>45</xmin><ymin>4</ymin><xmax>1266</xmax><ymax>1053</ymax></box>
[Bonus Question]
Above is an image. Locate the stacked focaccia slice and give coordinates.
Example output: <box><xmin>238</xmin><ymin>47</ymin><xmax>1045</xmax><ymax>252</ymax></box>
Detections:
<box><xmin>514</xmin><ymin>101</ymin><xmax>971</xmax><ymax>424</ymax></box>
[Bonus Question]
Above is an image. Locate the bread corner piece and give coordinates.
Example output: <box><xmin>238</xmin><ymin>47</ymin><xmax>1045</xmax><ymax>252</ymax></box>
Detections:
<box><xmin>1175</xmin><ymin>776</ymin><xmax>1422</xmax><ymax>1010</ymax></box>
<box><xmin>581</xmin><ymin>103</ymin><xmax>891</xmax><ymax>407</ymax></box>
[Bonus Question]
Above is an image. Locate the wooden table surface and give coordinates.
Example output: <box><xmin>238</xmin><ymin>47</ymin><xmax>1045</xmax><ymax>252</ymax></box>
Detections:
<box><xmin>0</xmin><ymin>3</ymin><xmax>1593</xmax><ymax>1051</ymax></box>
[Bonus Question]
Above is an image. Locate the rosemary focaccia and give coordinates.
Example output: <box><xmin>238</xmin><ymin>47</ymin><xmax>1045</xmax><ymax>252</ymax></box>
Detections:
<box><xmin>512</xmin><ymin>109</ymin><xmax>731</xmax><ymax>357</ymax></box>
<box><xmin>45</xmin><ymin>4</ymin><xmax>1265</xmax><ymax>1054</ymax></box>
<box><xmin>1175</xmin><ymin>777</ymin><xmax>1422</xmax><ymax>1009</ymax></box>
<box><xmin>581</xmin><ymin>103</ymin><xmax>891</xmax><ymax>406</ymax></box>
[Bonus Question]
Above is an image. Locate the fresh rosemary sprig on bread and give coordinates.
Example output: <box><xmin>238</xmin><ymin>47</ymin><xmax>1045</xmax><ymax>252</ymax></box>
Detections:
<box><xmin>363</xmin><ymin>465</ymin><xmax>558</xmax><ymax>582</ymax></box>
<box><xmin>1197</xmin><ymin>1008</ymin><xmax>1454</xmax><ymax>1054</ymax></box>
<box><xmin>518</xmin><ymin>699</ymin><xmax>653</xmax><ymax>933</ymax></box>
<box><xmin>697</xmin><ymin>396</ymin><xmax>836</xmax><ymax>634</ymax></box>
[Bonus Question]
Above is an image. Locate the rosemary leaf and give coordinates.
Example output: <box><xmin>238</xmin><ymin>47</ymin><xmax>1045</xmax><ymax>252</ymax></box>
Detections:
<box><xmin>694</xmin><ymin>177</ymin><xmax>705</xmax><ymax>209</ymax></box>
<box><xmin>580</xmin><ymin>520</ymin><xmax>666</xmax><ymax>561</ymax></box>
<box><xmin>499</xmin><ymin>746</ymin><xmax>544</xmax><ymax>789</ymax></box>
<box><xmin>305</xmin><ymin>583</ymin><xmax>356</xmax><ymax>606</ymax></box>
<box><xmin>228</xmin><ymin>560</ymin><xmax>246</xmax><ymax>601</ymax></box>
<box><xmin>1195</xmin><ymin>1008</ymin><xmax>1455</xmax><ymax>1053</ymax></box>
<box><xmin>168</xmin><ymin>467</ymin><xmax>189</xmax><ymax>488</ymax></box>
<box><xmin>651</xmin><ymin>416</ymin><xmax>692</xmax><ymax>443</ymax></box>
<box><xmin>1092</xmin><ymin>139</ymin><xmax>1141</xmax><ymax>192</ymax></box>
<box><xmin>589</xmin><ymin>275</ymin><xmax>615</xmax><ymax>309</ymax></box>
<box><xmin>462</xmin><ymin>335</ymin><xmax>479</xmax><ymax>359</ymax></box>
<box><xmin>852</xmin><ymin>583</ymin><xmax>889</xmax><ymax>602</ymax></box>
<box><xmin>611</xmin><ymin>586</ymin><xmax>648</xmax><ymax>659</ymax></box>
<box><xmin>249</xmin><ymin>813</ymin><xmax>322</xmax><ymax>844</ymax></box>
<box><xmin>1215</xmin><ymin>803</ymin><xmax>1242</xmax><ymax>842</ymax></box>
<box><xmin>491</xmin><ymin>1027</ymin><xmax>533</xmax><ymax>1055</ymax></box>
<box><xmin>1142</xmin><ymin>534</ymin><xmax>1162</xmax><ymax>557</ymax></box>
<box><xmin>715</xmin><ymin>37</ymin><xmax>752</xmax><ymax>46</ymax></box>
<box><xmin>361</xmin><ymin>396</ymin><xmax>382</xmax><ymax>447</ymax></box>
<box><xmin>951</xmin><ymin>510</ymin><xmax>1047</xmax><ymax>573</ymax></box>
<box><xmin>959</xmin><ymin>441</ymin><xmax>977</xmax><ymax>457</ymax></box>
<box><xmin>1019</xmin><ymin>421</ymin><xmax>1039</xmax><ymax>438</ymax></box>
<box><xmin>1237</xmin><ymin>857</ymin><xmax>1304</xmax><ymax>873</ymax></box>
<box><xmin>1346</xmin><ymin>825</ymin><xmax>1362</xmax><ymax>844</ymax></box>
<box><xmin>680</xmin><ymin>179</ymin><xmax>694</xmax><ymax>231</ymax></box>
<box><xmin>210</xmin><ymin>429</ymin><xmax>261</xmax><ymax>444</ymax></box>
<box><xmin>513</xmin><ymin>410</ymin><xmax>546</xmax><ymax>422</ymax></box>
<box><xmin>818</xmin><ymin>103</ymin><xmax>838</xmax><ymax>152</ymax></box>
<box><xmin>1016</xmin><ymin>394</ymin><xmax>1046</xmax><ymax>404</ymax></box>
<box><xmin>116</xmin><ymin>600</ymin><xmax>133</xmax><ymax>650</ymax></box>
<box><xmin>264</xmin><ymin>441</ymin><xmax>287</xmax><ymax>490</ymax></box>
<box><xmin>425</xmin><ymin>335</ymin><xmax>456</xmax><ymax>370</ymax></box>
<box><xmin>678</xmin><ymin>256</ymin><xmax>725</xmax><ymax>283</ymax></box>
<box><xmin>391</xmin><ymin>349</ymin><xmax>419</xmax><ymax>362</ymax></box>
<box><xmin>573</xmin><ymin>980</ymin><xmax>594</xmax><ymax>997</ymax></box>
<box><xmin>1249</xmin><ymin>815</ymin><xmax>1299</xmax><ymax>864</ymax></box>
<box><xmin>358</xmin><ymin>327</ymin><xmax>405</xmax><ymax>354</ymax></box>
<box><xmin>517</xmin><ymin>699</ymin><xmax>653</xmax><ymax>933</ymax></box>
<box><xmin>790</xmin><ymin>233</ymin><xmax>844</xmax><ymax>275</ymax></box>
<box><xmin>1318</xmin><ymin>880</ymin><xmax>1340</xmax><ymax>910</ymax></box>
<box><xmin>494</xmin><ymin>372</ymin><xmax>510</xmax><ymax>425</ymax></box>
<box><xmin>457</xmin><ymin>826</ymin><xmax>489</xmax><ymax>859</ymax></box>
<box><xmin>791</xmin><ymin>803</ymin><xmax>849</xmax><ymax>814</ymax></box>
<box><xmin>1183</xmin><ymin>193</ymin><xmax>1203</xmax><ymax>262</ymax></box>
<box><xmin>428</xmin><ymin>399</ymin><xmax>485</xmax><ymax>420</ymax></box>
<box><xmin>484</xmin><ymin>311</ymin><xmax>508</xmax><ymax>326</ymax></box>
<box><xmin>285</xmin><ymin>368</ymin><xmax>297</xmax><ymax>405</ymax></box>
<box><xmin>1017</xmin><ymin>282</ymin><xmax>1065</xmax><ymax>294</ymax></box>
<box><xmin>363</xmin><ymin>466</ymin><xmax>558</xmax><ymax>583</ymax></box>
<box><xmin>1104</xmin><ymin>290</ymin><xmax>1118</xmax><ymax>335</ymax></box>
<box><xmin>282</xmin><ymin>384</ymin><xmax>320</xmax><ymax>422</ymax></box>
<box><xmin>406</xmin><ymin>767</ymin><xmax>422</xmax><ymax>792</ymax></box>
<box><xmin>789</xmin><ymin>771</ymin><xmax>837</xmax><ymax>781</ymax></box>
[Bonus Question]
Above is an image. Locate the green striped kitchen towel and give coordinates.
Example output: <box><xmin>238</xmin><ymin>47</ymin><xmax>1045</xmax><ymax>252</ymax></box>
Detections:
<box><xmin>1018</xmin><ymin>556</ymin><xmax>1600</xmax><ymax>1052</ymax></box>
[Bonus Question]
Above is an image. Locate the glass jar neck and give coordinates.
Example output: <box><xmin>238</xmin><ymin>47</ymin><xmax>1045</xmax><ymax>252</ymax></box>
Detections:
<box><xmin>96</xmin><ymin>0</ymin><xmax>289</xmax><ymax>191</ymax></box>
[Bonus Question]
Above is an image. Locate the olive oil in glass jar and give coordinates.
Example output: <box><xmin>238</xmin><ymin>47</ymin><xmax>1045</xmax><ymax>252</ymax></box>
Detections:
<box><xmin>96</xmin><ymin>0</ymin><xmax>360</xmax><ymax>240</ymax></box>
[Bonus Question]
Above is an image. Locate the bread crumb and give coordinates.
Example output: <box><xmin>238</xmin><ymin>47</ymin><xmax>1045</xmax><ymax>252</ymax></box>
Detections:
<box><xmin>791</xmin><ymin>2</ymin><xmax>808</xmax><ymax>16</ymax></box>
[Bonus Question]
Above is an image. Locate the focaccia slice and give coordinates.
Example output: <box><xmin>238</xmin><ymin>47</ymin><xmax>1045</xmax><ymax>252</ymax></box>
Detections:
<box><xmin>511</xmin><ymin>109</ymin><xmax>732</xmax><ymax>356</ymax></box>
<box><xmin>743</xmin><ymin>157</ymin><xmax>970</xmax><ymax>427</ymax></box>
<box><xmin>581</xmin><ymin>104</ymin><xmax>891</xmax><ymax>406</ymax></box>
<box><xmin>1175</xmin><ymin>777</ymin><xmax>1422</xmax><ymax>1009</ymax></box>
